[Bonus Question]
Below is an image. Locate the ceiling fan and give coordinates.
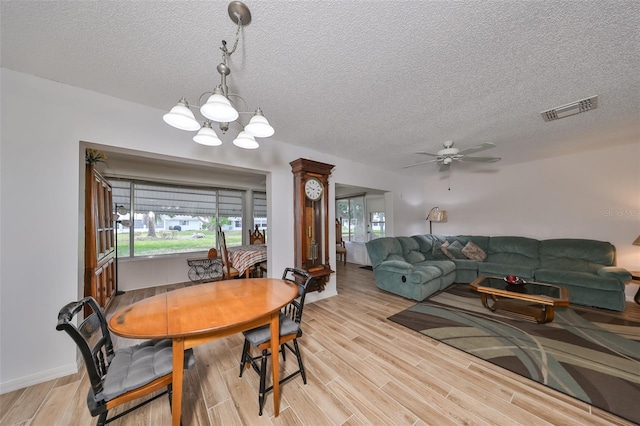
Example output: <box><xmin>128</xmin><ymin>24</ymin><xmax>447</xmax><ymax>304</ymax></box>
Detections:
<box><xmin>402</xmin><ymin>141</ymin><xmax>501</xmax><ymax>171</ymax></box>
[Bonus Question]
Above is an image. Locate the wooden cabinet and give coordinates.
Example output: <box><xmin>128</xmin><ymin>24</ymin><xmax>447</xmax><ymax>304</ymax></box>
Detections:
<box><xmin>290</xmin><ymin>158</ymin><xmax>334</xmax><ymax>292</ymax></box>
<box><xmin>84</xmin><ymin>164</ymin><xmax>116</xmax><ymax>312</ymax></box>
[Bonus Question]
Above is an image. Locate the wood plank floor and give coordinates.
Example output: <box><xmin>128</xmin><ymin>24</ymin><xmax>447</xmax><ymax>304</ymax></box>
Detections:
<box><xmin>2</xmin><ymin>263</ymin><xmax>638</xmax><ymax>425</ymax></box>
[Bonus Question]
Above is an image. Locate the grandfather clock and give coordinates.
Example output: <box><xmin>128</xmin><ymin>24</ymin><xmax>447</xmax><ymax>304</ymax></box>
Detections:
<box><xmin>291</xmin><ymin>158</ymin><xmax>334</xmax><ymax>292</ymax></box>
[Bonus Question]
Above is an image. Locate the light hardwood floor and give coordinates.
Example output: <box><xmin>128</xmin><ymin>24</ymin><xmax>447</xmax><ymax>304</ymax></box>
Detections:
<box><xmin>2</xmin><ymin>263</ymin><xmax>638</xmax><ymax>425</ymax></box>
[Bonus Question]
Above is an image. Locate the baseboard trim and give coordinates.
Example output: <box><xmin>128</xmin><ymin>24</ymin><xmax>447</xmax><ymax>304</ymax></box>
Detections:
<box><xmin>0</xmin><ymin>361</ymin><xmax>79</xmax><ymax>395</ymax></box>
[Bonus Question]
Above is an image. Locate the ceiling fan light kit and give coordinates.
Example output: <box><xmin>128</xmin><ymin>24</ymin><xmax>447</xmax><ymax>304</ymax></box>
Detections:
<box><xmin>162</xmin><ymin>1</ymin><xmax>274</xmax><ymax>149</ymax></box>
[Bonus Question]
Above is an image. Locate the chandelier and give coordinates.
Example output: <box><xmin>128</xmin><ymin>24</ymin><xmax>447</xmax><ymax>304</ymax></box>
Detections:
<box><xmin>162</xmin><ymin>1</ymin><xmax>274</xmax><ymax>149</ymax></box>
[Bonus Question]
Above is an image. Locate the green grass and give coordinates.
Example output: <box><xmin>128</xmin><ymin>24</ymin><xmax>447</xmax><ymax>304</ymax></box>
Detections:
<box><xmin>116</xmin><ymin>230</ymin><xmax>243</xmax><ymax>257</ymax></box>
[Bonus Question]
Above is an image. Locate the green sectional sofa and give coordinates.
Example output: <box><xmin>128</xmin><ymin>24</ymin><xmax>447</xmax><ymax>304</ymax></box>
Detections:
<box><xmin>365</xmin><ymin>234</ymin><xmax>631</xmax><ymax>311</ymax></box>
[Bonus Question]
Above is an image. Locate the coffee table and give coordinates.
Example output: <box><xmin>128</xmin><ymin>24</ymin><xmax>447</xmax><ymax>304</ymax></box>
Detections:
<box><xmin>470</xmin><ymin>276</ymin><xmax>570</xmax><ymax>324</ymax></box>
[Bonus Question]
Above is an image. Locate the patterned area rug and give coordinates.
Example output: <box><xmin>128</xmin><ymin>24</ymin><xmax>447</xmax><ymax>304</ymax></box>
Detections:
<box><xmin>388</xmin><ymin>285</ymin><xmax>640</xmax><ymax>424</ymax></box>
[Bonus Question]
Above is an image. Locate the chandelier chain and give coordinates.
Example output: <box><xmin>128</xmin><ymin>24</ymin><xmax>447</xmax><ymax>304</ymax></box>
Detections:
<box><xmin>220</xmin><ymin>17</ymin><xmax>243</xmax><ymax>64</ymax></box>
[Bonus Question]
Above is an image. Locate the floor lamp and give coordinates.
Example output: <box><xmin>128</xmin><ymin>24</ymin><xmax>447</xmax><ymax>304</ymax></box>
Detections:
<box><xmin>427</xmin><ymin>207</ymin><xmax>448</xmax><ymax>234</ymax></box>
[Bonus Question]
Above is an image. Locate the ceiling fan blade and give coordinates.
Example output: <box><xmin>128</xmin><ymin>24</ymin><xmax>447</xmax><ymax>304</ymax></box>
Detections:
<box><xmin>460</xmin><ymin>156</ymin><xmax>501</xmax><ymax>163</ymax></box>
<box><xmin>401</xmin><ymin>159</ymin><xmax>440</xmax><ymax>169</ymax></box>
<box><xmin>456</xmin><ymin>142</ymin><xmax>496</xmax><ymax>156</ymax></box>
<box><xmin>415</xmin><ymin>151</ymin><xmax>439</xmax><ymax>157</ymax></box>
<box><xmin>439</xmin><ymin>162</ymin><xmax>451</xmax><ymax>172</ymax></box>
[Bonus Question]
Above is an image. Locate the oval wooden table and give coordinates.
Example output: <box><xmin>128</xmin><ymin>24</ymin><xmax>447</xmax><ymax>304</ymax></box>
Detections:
<box><xmin>108</xmin><ymin>278</ymin><xmax>299</xmax><ymax>425</ymax></box>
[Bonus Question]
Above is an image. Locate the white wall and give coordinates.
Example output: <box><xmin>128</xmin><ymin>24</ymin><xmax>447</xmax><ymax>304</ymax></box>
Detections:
<box><xmin>0</xmin><ymin>69</ymin><xmax>426</xmax><ymax>393</ymax></box>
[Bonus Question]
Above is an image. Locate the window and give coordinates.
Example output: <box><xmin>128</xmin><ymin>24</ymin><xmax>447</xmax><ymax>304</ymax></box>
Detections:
<box><xmin>336</xmin><ymin>195</ymin><xmax>366</xmax><ymax>243</ymax></box>
<box><xmin>370</xmin><ymin>211</ymin><xmax>386</xmax><ymax>239</ymax></box>
<box><xmin>253</xmin><ymin>191</ymin><xmax>267</xmax><ymax>232</ymax></box>
<box><xmin>109</xmin><ymin>179</ymin><xmax>245</xmax><ymax>257</ymax></box>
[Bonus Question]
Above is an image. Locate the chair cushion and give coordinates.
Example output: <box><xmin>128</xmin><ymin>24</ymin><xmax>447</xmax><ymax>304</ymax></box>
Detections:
<box><xmin>243</xmin><ymin>313</ymin><xmax>300</xmax><ymax>346</ymax></box>
<box><xmin>102</xmin><ymin>339</ymin><xmax>194</xmax><ymax>401</ymax></box>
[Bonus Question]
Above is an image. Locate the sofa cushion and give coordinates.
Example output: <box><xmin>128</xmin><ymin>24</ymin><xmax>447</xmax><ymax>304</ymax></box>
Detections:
<box><xmin>407</xmin><ymin>265</ymin><xmax>443</xmax><ymax>285</ymax></box>
<box><xmin>415</xmin><ymin>260</ymin><xmax>456</xmax><ymax>276</ymax></box>
<box><xmin>462</xmin><ymin>241</ymin><xmax>487</xmax><ymax>261</ymax></box>
<box><xmin>452</xmin><ymin>258</ymin><xmax>478</xmax><ymax>270</ymax></box>
<box><xmin>478</xmin><ymin>262</ymin><xmax>535</xmax><ymax>280</ymax></box>
<box><xmin>411</xmin><ymin>234</ymin><xmax>435</xmax><ymax>256</ymax></box>
<box><xmin>397</xmin><ymin>237</ymin><xmax>426</xmax><ymax>264</ymax></box>
<box><xmin>539</xmin><ymin>239</ymin><xmax>616</xmax><ymax>271</ymax></box>
<box><xmin>486</xmin><ymin>236</ymin><xmax>540</xmax><ymax>270</ymax></box>
<box><xmin>535</xmin><ymin>269</ymin><xmax>624</xmax><ymax>291</ymax></box>
<box><xmin>432</xmin><ymin>240</ymin><xmax>451</xmax><ymax>260</ymax></box>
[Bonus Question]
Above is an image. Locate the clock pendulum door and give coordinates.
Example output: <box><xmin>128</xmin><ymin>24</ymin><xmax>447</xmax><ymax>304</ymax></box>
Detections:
<box><xmin>304</xmin><ymin>198</ymin><xmax>321</xmax><ymax>269</ymax></box>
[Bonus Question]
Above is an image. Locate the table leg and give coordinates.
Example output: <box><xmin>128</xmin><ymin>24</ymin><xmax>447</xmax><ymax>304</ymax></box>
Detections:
<box><xmin>172</xmin><ymin>337</ymin><xmax>185</xmax><ymax>426</ymax></box>
<box><xmin>537</xmin><ymin>305</ymin><xmax>555</xmax><ymax>324</ymax></box>
<box><xmin>270</xmin><ymin>312</ymin><xmax>281</xmax><ymax>416</ymax></box>
<box><xmin>479</xmin><ymin>293</ymin><xmax>496</xmax><ymax>311</ymax></box>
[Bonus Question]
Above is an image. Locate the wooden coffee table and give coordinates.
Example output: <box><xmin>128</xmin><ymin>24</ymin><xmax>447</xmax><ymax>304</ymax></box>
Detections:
<box><xmin>470</xmin><ymin>276</ymin><xmax>570</xmax><ymax>324</ymax></box>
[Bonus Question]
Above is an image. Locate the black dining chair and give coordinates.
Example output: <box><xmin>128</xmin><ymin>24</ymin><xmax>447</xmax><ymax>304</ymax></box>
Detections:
<box><xmin>238</xmin><ymin>267</ymin><xmax>313</xmax><ymax>415</ymax></box>
<box><xmin>56</xmin><ymin>296</ymin><xmax>195</xmax><ymax>425</ymax></box>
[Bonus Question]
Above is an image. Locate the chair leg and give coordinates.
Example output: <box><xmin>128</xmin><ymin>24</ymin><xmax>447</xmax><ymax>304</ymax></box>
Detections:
<box><xmin>258</xmin><ymin>350</ymin><xmax>268</xmax><ymax>416</ymax></box>
<box><xmin>96</xmin><ymin>412</ymin><xmax>108</xmax><ymax>426</ymax></box>
<box><xmin>239</xmin><ymin>339</ymin><xmax>250</xmax><ymax>377</ymax></box>
<box><xmin>292</xmin><ymin>339</ymin><xmax>307</xmax><ymax>384</ymax></box>
<box><xmin>280</xmin><ymin>343</ymin><xmax>286</xmax><ymax>362</ymax></box>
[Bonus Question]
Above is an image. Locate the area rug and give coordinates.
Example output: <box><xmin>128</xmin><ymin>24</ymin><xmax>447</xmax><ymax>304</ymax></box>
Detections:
<box><xmin>388</xmin><ymin>285</ymin><xmax>640</xmax><ymax>424</ymax></box>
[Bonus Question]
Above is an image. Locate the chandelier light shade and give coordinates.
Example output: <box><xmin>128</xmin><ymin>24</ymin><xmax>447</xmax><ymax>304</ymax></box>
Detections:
<box><xmin>193</xmin><ymin>121</ymin><xmax>223</xmax><ymax>146</ymax></box>
<box><xmin>244</xmin><ymin>108</ymin><xmax>275</xmax><ymax>137</ymax></box>
<box><xmin>162</xmin><ymin>2</ymin><xmax>274</xmax><ymax>149</ymax></box>
<box><xmin>200</xmin><ymin>87</ymin><xmax>239</xmax><ymax>123</ymax></box>
<box><xmin>162</xmin><ymin>98</ymin><xmax>201</xmax><ymax>131</ymax></box>
<box><xmin>233</xmin><ymin>131</ymin><xmax>259</xmax><ymax>149</ymax></box>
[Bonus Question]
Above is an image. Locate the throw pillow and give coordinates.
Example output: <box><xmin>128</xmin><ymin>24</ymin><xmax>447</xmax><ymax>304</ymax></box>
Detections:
<box><xmin>462</xmin><ymin>241</ymin><xmax>487</xmax><ymax>261</ymax></box>
<box><xmin>445</xmin><ymin>240</ymin><xmax>465</xmax><ymax>259</ymax></box>
<box><xmin>440</xmin><ymin>241</ymin><xmax>455</xmax><ymax>260</ymax></box>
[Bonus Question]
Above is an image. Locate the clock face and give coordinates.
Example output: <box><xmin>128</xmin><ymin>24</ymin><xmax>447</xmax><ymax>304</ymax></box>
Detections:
<box><xmin>304</xmin><ymin>178</ymin><xmax>323</xmax><ymax>201</ymax></box>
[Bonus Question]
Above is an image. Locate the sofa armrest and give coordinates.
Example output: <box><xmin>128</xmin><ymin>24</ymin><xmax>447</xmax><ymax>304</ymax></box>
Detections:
<box><xmin>375</xmin><ymin>260</ymin><xmax>414</xmax><ymax>273</ymax></box>
<box><xmin>597</xmin><ymin>266</ymin><xmax>632</xmax><ymax>282</ymax></box>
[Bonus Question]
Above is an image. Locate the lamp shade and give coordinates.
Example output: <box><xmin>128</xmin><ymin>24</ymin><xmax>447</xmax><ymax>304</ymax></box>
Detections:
<box><xmin>193</xmin><ymin>121</ymin><xmax>222</xmax><ymax>146</ymax></box>
<box><xmin>244</xmin><ymin>109</ymin><xmax>275</xmax><ymax>137</ymax></box>
<box><xmin>233</xmin><ymin>131</ymin><xmax>259</xmax><ymax>149</ymax></box>
<box><xmin>427</xmin><ymin>207</ymin><xmax>448</xmax><ymax>222</ymax></box>
<box><xmin>200</xmin><ymin>89</ymin><xmax>239</xmax><ymax>123</ymax></box>
<box><xmin>163</xmin><ymin>99</ymin><xmax>201</xmax><ymax>131</ymax></box>
<box><xmin>633</xmin><ymin>235</ymin><xmax>640</xmax><ymax>246</ymax></box>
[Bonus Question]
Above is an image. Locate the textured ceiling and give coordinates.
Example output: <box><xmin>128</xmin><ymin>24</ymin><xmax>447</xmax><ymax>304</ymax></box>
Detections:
<box><xmin>2</xmin><ymin>1</ymin><xmax>639</xmax><ymax>177</ymax></box>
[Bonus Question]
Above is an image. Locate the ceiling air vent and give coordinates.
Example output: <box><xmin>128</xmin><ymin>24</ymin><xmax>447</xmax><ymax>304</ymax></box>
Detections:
<box><xmin>541</xmin><ymin>95</ymin><xmax>598</xmax><ymax>122</ymax></box>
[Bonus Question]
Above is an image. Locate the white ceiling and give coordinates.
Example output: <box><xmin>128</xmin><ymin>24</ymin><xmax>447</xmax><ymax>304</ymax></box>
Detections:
<box><xmin>2</xmin><ymin>1</ymin><xmax>639</xmax><ymax>177</ymax></box>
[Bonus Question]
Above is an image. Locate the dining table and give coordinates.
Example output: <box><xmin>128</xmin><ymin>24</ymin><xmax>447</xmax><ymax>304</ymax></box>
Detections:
<box><xmin>108</xmin><ymin>278</ymin><xmax>299</xmax><ymax>425</ymax></box>
<box><xmin>227</xmin><ymin>244</ymin><xmax>268</xmax><ymax>277</ymax></box>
